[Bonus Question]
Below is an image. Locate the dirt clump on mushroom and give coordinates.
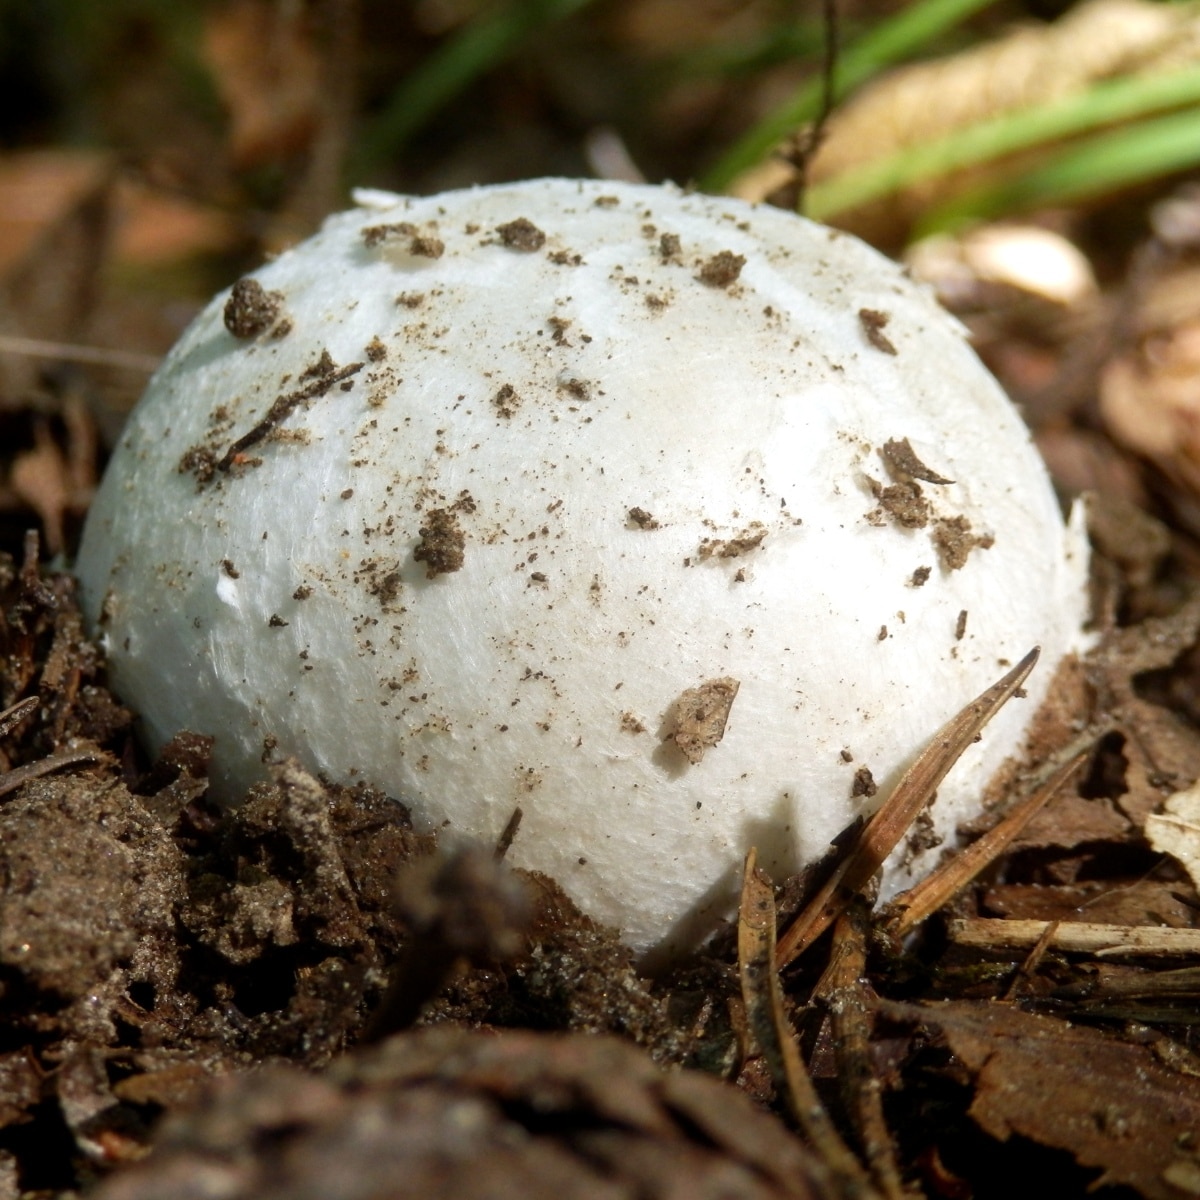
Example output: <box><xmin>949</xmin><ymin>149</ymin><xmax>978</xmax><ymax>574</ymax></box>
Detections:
<box><xmin>858</xmin><ymin>306</ymin><xmax>898</xmax><ymax>354</ymax></box>
<box><xmin>696</xmin><ymin>249</ymin><xmax>745</xmax><ymax>287</ymax></box>
<box><xmin>223</xmin><ymin>278</ymin><xmax>285</xmax><ymax>339</ymax></box>
<box><xmin>932</xmin><ymin>513</ymin><xmax>994</xmax><ymax>570</ymax></box>
<box><xmin>413</xmin><ymin>507</ymin><xmax>466</xmax><ymax>577</ymax></box>
<box><xmin>496</xmin><ymin>216</ymin><xmax>546</xmax><ymax>251</ymax></box>
<box><xmin>880</xmin><ymin>436</ymin><xmax>954</xmax><ymax>485</ymax></box>
<box><xmin>867</xmin><ymin>478</ymin><xmax>931</xmax><ymax>529</ymax></box>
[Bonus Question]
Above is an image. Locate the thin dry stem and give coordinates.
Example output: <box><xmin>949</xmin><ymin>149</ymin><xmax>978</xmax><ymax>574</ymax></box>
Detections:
<box><xmin>948</xmin><ymin>919</ymin><xmax>1200</xmax><ymax>957</ymax></box>
<box><xmin>883</xmin><ymin>747</ymin><xmax>1088</xmax><ymax>940</ymax></box>
<box><xmin>0</xmin><ymin>696</ymin><xmax>39</xmax><ymax>740</ymax></box>
<box><xmin>776</xmin><ymin>647</ymin><xmax>1041</xmax><ymax>968</ymax></box>
<box><xmin>738</xmin><ymin>849</ymin><xmax>878</xmax><ymax>1197</ymax></box>
<box><xmin>814</xmin><ymin>900</ymin><xmax>909</xmax><ymax>1200</ymax></box>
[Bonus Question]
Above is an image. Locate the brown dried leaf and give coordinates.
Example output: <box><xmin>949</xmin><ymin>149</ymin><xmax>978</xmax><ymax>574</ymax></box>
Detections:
<box><xmin>1085</xmin><ymin>590</ymin><xmax>1200</xmax><ymax>825</ymax></box>
<box><xmin>1120</xmin><ymin>696</ymin><xmax>1200</xmax><ymax>825</ymax></box>
<box><xmin>201</xmin><ymin>0</ymin><xmax>322</xmax><ymax>169</ymax></box>
<box><xmin>1094</xmin><ymin>187</ymin><xmax>1200</xmax><ymax>542</ymax></box>
<box><xmin>10</xmin><ymin>419</ymin><xmax>72</xmax><ymax>555</ymax></box>
<box><xmin>111</xmin><ymin>176</ymin><xmax>241</xmax><ymax>267</ymax></box>
<box><xmin>668</xmin><ymin>676</ymin><xmax>740</xmax><ymax>764</ymax></box>
<box><xmin>982</xmin><ymin>878</ymin><xmax>1198</xmax><ymax>928</ymax></box>
<box><xmin>880</xmin><ymin>1000</ymin><xmax>1200</xmax><ymax>1198</ymax></box>
<box><xmin>0</xmin><ymin>150</ymin><xmax>113</xmax><ymax>399</ymax></box>
<box><xmin>1145</xmin><ymin>782</ymin><xmax>1200</xmax><ymax>889</ymax></box>
<box><xmin>1010</xmin><ymin>789</ymin><xmax>1131</xmax><ymax>851</ymax></box>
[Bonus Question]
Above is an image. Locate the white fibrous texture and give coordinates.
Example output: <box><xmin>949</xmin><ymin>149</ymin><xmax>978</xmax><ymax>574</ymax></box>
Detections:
<box><xmin>76</xmin><ymin>179</ymin><xmax>1091</xmax><ymax>958</ymax></box>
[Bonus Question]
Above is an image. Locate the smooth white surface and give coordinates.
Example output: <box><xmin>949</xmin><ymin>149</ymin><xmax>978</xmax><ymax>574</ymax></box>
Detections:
<box><xmin>76</xmin><ymin>179</ymin><xmax>1090</xmax><ymax>958</ymax></box>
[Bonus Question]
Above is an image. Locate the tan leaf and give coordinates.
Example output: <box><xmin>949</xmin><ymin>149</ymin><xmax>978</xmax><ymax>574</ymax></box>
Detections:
<box><xmin>1145</xmin><ymin>780</ymin><xmax>1200</xmax><ymax>890</ymax></box>
<box><xmin>202</xmin><ymin>0</ymin><xmax>322</xmax><ymax>169</ymax></box>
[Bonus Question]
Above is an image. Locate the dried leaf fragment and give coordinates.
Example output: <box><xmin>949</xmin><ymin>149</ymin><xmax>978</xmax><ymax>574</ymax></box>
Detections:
<box><xmin>879</xmin><ymin>999</ymin><xmax>1200</xmax><ymax>1199</ymax></box>
<box><xmin>202</xmin><ymin>0</ymin><xmax>322</xmax><ymax>169</ymax></box>
<box><xmin>669</xmin><ymin>676</ymin><xmax>740</xmax><ymax>764</ymax></box>
<box><xmin>1145</xmin><ymin>781</ymin><xmax>1200</xmax><ymax>891</ymax></box>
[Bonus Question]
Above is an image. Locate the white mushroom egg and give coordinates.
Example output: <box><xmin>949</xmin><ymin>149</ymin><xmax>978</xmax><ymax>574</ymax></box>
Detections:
<box><xmin>75</xmin><ymin>178</ymin><xmax>1091</xmax><ymax>960</ymax></box>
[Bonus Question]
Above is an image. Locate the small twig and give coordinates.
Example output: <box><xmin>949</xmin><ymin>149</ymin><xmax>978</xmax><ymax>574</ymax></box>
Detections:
<box><xmin>494</xmin><ymin>806</ymin><xmax>523</xmax><ymax>860</ymax></box>
<box><xmin>948</xmin><ymin>919</ymin><xmax>1200</xmax><ymax>958</ymax></box>
<box><xmin>0</xmin><ymin>745</ymin><xmax>105</xmax><ymax>800</ymax></box>
<box><xmin>0</xmin><ymin>697</ymin><xmax>39</xmax><ymax>740</ymax></box>
<box><xmin>1002</xmin><ymin>918</ymin><xmax>1061</xmax><ymax>1001</ymax></box>
<box><xmin>216</xmin><ymin>359</ymin><xmax>364</xmax><ymax>472</ymax></box>
<box><xmin>882</xmin><ymin>747</ymin><xmax>1088</xmax><ymax>941</ymax></box>
<box><xmin>776</xmin><ymin>648</ymin><xmax>1041</xmax><ymax>968</ymax></box>
<box><xmin>790</xmin><ymin>0</ymin><xmax>841</xmax><ymax>207</ymax></box>
<box><xmin>738</xmin><ymin>849</ymin><xmax>878</xmax><ymax>1196</ymax></box>
<box><xmin>814</xmin><ymin>898</ymin><xmax>908</xmax><ymax>1200</ymax></box>
<box><xmin>0</xmin><ymin>333</ymin><xmax>162</xmax><ymax>374</ymax></box>
<box><xmin>1055</xmin><ymin>964</ymin><xmax>1200</xmax><ymax>1000</ymax></box>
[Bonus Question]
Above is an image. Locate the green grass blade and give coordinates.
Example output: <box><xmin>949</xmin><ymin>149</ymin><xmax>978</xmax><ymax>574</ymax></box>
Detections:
<box><xmin>920</xmin><ymin>102</ymin><xmax>1200</xmax><ymax>233</ymax></box>
<box><xmin>355</xmin><ymin>0</ymin><xmax>595</xmax><ymax>175</ymax></box>
<box><xmin>700</xmin><ymin>0</ymin><xmax>1001</xmax><ymax>193</ymax></box>
<box><xmin>806</xmin><ymin>65</ymin><xmax>1200</xmax><ymax>222</ymax></box>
